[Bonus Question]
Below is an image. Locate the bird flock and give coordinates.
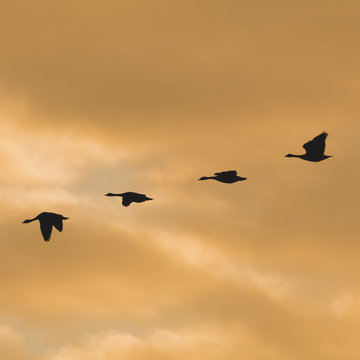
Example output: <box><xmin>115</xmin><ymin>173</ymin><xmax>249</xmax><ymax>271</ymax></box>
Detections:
<box><xmin>22</xmin><ymin>132</ymin><xmax>332</xmax><ymax>241</ymax></box>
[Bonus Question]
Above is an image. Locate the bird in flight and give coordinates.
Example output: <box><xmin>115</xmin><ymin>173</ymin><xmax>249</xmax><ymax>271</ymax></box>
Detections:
<box><xmin>198</xmin><ymin>170</ymin><xmax>247</xmax><ymax>184</ymax></box>
<box><xmin>105</xmin><ymin>192</ymin><xmax>153</xmax><ymax>207</ymax></box>
<box><xmin>285</xmin><ymin>132</ymin><xmax>332</xmax><ymax>162</ymax></box>
<box><xmin>22</xmin><ymin>212</ymin><xmax>69</xmax><ymax>242</ymax></box>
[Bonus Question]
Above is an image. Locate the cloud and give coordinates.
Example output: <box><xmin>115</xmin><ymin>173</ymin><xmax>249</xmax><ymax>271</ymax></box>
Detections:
<box><xmin>0</xmin><ymin>0</ymin><xmax>359</xmax><ymax>140</ymax></box>
<box><xmin>48</xmin><ymin>326</ymin><xmax>276</xmax><ymax>360</ymax></box>
<box><xmin>0</xmin><ymin>121</ymin><xmax>128</xmax><ymax>187</ymax></box>
<box><xmin>150</xmin><ymin>230</ymin><xmax>294</xmax><ymax>301</ymax></box>
<box><xmin>0</xmin><ymin>324</ymin><xmax>34</xmax><ymax>360</ymax></box>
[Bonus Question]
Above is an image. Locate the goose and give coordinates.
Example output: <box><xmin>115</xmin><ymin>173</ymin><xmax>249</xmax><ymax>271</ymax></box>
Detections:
<box><xmin>285</xmin><ymin>132</ymin><xmax>332</xmax><ymax>162</ymax></box>
<box><xmin>22</xmin><ymin>212</ymin><xmax>69</xmax><ymax>242</ymax></box>
<box><xmin>105</xmin><ymin>192</ymin><xmax>153</xmax><ymax>207</ymax></box>
<box><xmin>198</xmin><ymin>170</ymin><xmax>247</xmax><ymax>184</ymax></box>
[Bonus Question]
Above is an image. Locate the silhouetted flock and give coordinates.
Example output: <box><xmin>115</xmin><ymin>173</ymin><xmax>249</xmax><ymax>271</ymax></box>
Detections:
<box><xmin>22</xmin><ymin>132</ymin><xmax>331</xmax><ymax>241</ymax></box>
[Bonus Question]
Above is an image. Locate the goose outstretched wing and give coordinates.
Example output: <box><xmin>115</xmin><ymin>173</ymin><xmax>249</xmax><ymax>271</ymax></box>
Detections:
<box><xmin>303</xmin><ymin>132</ymin><xmax>327</xmax><ymax>156</ymax></box>
<box><xmin>214</xmin><ymin>170</ymin><xmax>237</xmax><ymax>176</ymax></box>
<box><xmin>52</xmin><ymin>217</ymin><xmax>63</xmax><ymax>232</ymax></box>
<box><xmin>122</xmin><ymin>198</ymin><xmax>132</xmax><ymax>207</ymax></box>
<box><xmin>40</xmin><ymin>221</ymin><xmax>53</xmax><ymax>241</ymax></box>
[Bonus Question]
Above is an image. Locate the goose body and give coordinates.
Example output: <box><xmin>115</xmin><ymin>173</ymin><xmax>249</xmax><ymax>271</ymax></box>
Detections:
<box><xmin>22</xmin><ymin>212</ymin><xmax>69</xmax><ymax>242</ymax></box>
<box><xmin>105</xmin><ymin>192</ymin><xmax>153</xmax><ymax>207</ymax></box>
<box><xmin>198</xmin><ymin>170</ymin><xmax>247</xmax><ymax>184</ymax></box>
<box><xmin>285</xmin><ymin>132</ymin><xmax>332</xmax><ymax>162</ymax></box>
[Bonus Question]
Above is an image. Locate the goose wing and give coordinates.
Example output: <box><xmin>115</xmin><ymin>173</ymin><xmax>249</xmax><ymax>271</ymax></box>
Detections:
<box><xmin>214</xmin><ymin>170</ymin><xmax>237</xmax><ymax>176</ymax></box>
<box><xmin>122</xmin><ymin>197</ymin><xmax>132</xmax><ymax>207</ymax></box>
<box><xmin>303</xmin><ymin>132</ymin><xmax>327</xmax><ymax>156</ymax></box>
<box><xmin>40</xmin><ymin>221</ymin><xmax>53</xmax><ymax>241</ymax></box>
<box><xmin>121</xmin><ymin>192</ymin><xmax>146</xmax><ymax>199</ymax></box>
<box><xmin>52</xmin><ymin>217</ymin><xmax>63</xmax><ymax>232</ymax></box>
<box><xmin>119</xmin><ymin>192</ymin><xmax>131</xmax><ymax>196</ymax></box>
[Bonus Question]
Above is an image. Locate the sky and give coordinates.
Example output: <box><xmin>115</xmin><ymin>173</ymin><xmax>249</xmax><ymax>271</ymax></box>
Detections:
<box><xmin>0</xmin><ymin>1</ymin><xmax>360</xmax><ymax>359</ymax></box>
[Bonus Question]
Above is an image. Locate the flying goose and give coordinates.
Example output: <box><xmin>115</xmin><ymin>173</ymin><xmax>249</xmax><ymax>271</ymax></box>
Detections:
<box><xmin>22</xmin><ymin>212</ymin><xmax>69</xmax><ymax>242</ymax></box>
<box><xmin>105</xmin><ymin>192</ymin><xmax>153</xmax><ymax>207</ymax></box>
<box><xmin>198</xmin><ymin>170</ymin><xmax>247</xmax><ymax>184</ymax></box>
<box><xmin>285</xmin><ymin>132</ymin><xmax>332</xmax><ymax>162</ymax></box>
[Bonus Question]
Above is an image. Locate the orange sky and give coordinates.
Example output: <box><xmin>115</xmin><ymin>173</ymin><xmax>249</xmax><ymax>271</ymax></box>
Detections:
<box><xmin>0</xmin><ymin>1</ymin><xmax>360</xmax><ymax>359</ymax></box>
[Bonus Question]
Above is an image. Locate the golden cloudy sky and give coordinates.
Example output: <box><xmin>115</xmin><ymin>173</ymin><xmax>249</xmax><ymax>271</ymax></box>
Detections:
<box><xmin>0</xmin><ymin>1</ymin><xmax>360</xmax><ymax>359</ymax></box>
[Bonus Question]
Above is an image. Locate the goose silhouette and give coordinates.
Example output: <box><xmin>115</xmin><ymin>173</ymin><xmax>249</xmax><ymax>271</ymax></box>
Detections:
<box><xmin>198</xmin><ymin>170</ymin><xmax>247</xmax><ymax>184</ymax></box>
<box><xmin>285</xmin><ymin>132</ymin><xmax>332</xmax><ymax>162</ymax></box>
<box><xmin>105</xmin><ymin>192</ymin><xmax>153</xmax><ymax>207</ymax></box>
<box><xmin>22</xmin><ymin>212</ymin><xmax>69</xmax><ymax>242</ymax></box>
